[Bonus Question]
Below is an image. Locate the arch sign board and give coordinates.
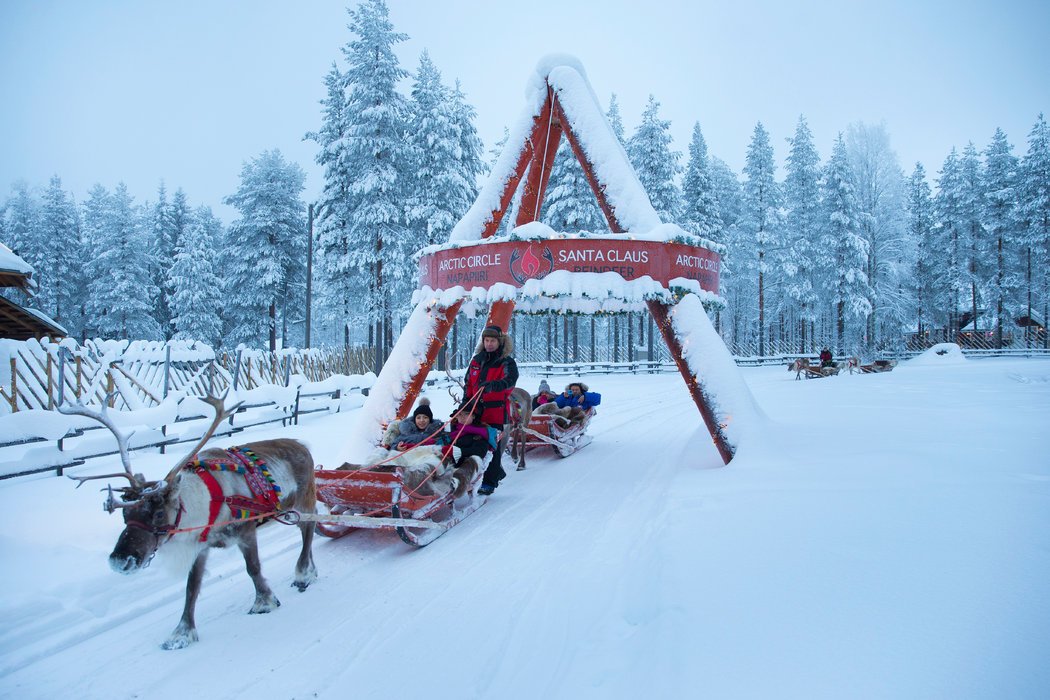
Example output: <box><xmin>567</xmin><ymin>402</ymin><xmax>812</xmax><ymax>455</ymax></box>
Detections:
<box><xmin>418</xmin><ymin>239</ymin><xmax>720</xmax><ymax>293</ymax></box>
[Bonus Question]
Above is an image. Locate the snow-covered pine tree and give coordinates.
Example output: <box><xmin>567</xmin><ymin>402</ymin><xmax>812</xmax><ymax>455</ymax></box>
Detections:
<box><xmin>681</xmin><ymin>122</ymin><xmax>723</xmax><ymax>242</ymax></box>
<box><xmin>405</xmin><ymin>51</ymin><xmax>475</xmax><ymax>257</ymax></box>
<box><xmin>307</xmin><ymin>61</ymin><xmax>362</xmax><ymax>347</ymax></box>
<box><xmin>981</xmin><ymin>128</ymin><xmax>1020</xmax><ymax>348</ymax></box>
<box><xmin>449</xmin><ymin>79</ymin><xmax>484</xmax><ymax>210</ymax></box>
<box><xmin>781</xmin><ymin>116</ymin><xmax>822</xmax><ymax>351</ymax></box>
<box><xmin>742</xmin><ymin>122</ymin><xmax>781</xmax><ymax>355</ymax></box>
<box><xmin>907</xmin><ymin>163</ymin><xmax>940</xmax><ymax>341</ymax></box>
<box><xmin>709</xmin><ymin>157</ymin><xmax>748</xmax><ymax>346</ymax></box>
<box><xmin>845</xmin><ymin>123</ymin><xmax>908</xmax><ymax>350</ymax></box>
<box><xmin>627</xmin><ymin>95</ymin><xmax>682</xmax><ymax>222</ymax></box>
<box><xmin>542</xmin><ymin>139</ymin><xmax>604</xmax><ymax>233</ymax></box>
<box><xmin>1</xmin><ymin>183</ymin><xmax>40</xmax><ymax>308</ymax></box>
<box><xmin>934</xmin><ymin>149</ymin><xmax>965</xmax><ymax>334</ymax></box>
<box><xmin>222</xmin><ymin>150</ymin><xmax>306</xmax><ymax>350</ymax></box>
<box><xmin>326</xmin><ymin>0</ymin><xmax>410</xmax><ymax>361</ymax></box>
<box><xmin>83</xmin><ymin>184</ymin><xmax>162</xmax><ymax>340</ymax></box>
<box><xmin>957</xmin><ymin>142</ymin><xmax>988</xmax><ymax>339</ymax></box>
<box><xmin>146</xmin><ymin>183</ymin><xmax>177</xmax><ymax>338</ymax></box>
<box><xmin>1019</xmin><ymin>114</ymin><xmax>1050</xmax><ymax>348</ymax></box>
<box><xmin>170</xmin><ymin>206</ymin><xmax>224</xmax><ymax>346</ymax></box>
<box><xmin>819</xmin><ymin>135</ymin><xmax>871</xmax><ymax>351</ymax></box>
<box><xmin>37</xmin><ymin>176</ymin><xmax>83</xmax><ymax>334</ymax></box>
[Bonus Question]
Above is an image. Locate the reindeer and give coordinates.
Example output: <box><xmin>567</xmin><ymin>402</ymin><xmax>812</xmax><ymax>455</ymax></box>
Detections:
<box><xmin>63</xmin><ymin>395</ymin><xmax>317</xmax><ymax>650</ymax></box>
<box><xmin>504</xmin><ymin>387</ymin><xmax>533</xmax><ymax>471</ymax></box>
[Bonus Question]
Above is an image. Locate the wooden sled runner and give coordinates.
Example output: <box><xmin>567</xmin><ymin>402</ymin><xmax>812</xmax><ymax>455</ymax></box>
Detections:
<box><xmin>520</xmin><ymin>407</ymin><xmax>596</xmax><ymax>458</ymax></box>
<box><xmin>305</xmin><ymin>449</ymin><xmax>488</xmax><ymax>547</ymax></box>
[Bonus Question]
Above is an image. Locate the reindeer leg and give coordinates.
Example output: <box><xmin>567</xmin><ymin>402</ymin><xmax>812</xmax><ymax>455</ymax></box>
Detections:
<box><xmin>293</xmin><ymin>519</ymin><xmax>317</xmax><ymax>592</ymax></box>
<box><xmin>238</xmin><ymin>526</ymin><xmax>280</xmax><ymax>614</ymax></box>
<box><xmin>163</xmin><ymin>549</ymin><xmax>209</xmax><ymax>650</ymax></box>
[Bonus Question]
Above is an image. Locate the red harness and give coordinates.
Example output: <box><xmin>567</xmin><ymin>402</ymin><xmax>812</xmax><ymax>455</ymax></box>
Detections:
<box><xmin>189</xmin><ymin>447</ymin><xmax>282</xmax><ymax>542</ymax></box>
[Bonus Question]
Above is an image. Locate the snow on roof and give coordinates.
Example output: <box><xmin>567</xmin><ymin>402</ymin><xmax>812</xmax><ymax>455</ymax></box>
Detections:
<box><xmin>0</xmin><ymin>242</ymin><xmax>33</xmax><ymax>276</ymax></box>
<box><xmin>449</xmin><ymin>54</ymin><xmax>661</xmax><ymax>243</ymax></box>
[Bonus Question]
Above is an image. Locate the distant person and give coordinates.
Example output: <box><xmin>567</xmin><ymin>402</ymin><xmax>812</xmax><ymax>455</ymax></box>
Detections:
<box><xmin>819</xmin><ymin>347</ymin><xmax>834</xmax><ymax>368</ymax></box>
<box><xmin>555</xmin><ymin>381</ymin><xmax>601</xmax><ymax>411</ymax></box>
<box><xmin>464</xmin><ymin>324</ymin><xmax>519</xmax><ymax>495</ymax></box>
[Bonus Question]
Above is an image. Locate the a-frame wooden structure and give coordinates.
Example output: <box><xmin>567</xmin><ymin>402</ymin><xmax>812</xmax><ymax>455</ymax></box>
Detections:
<box><xmin>375</xmin><ymin>61</ymin><xmax>734</xmax><ymax>465</ymax></box>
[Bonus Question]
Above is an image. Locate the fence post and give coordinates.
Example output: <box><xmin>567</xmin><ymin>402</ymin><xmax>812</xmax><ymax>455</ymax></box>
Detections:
<box><xmin>57</xmin><ymin>347</ymin><xmax>69</xmax><ymax>406</ymax></box>
<box><xmin>9</xmin><ymin>358</ymin><xmax>17</xmax><ymax>412</ymax></box>
<box><xmin>75</xmin><ymin>356</ymin><xmax>82</xmax><ymax>401</ymax></box>
<box><xmin>46</xmin><ymin>352</ymin><xmax>54</xmax><ymax>410</ymax></box>
<box><xmin>232</xmin><ymin>350</ymin><xmax>243</xmax><ymax>391</ymax></box>
<box><xmin>106</xmin><ymin>368</ymin><xmax>115</xmax><ymax>408</ymax></box>
<box><xmin>283</xmin><ymin>355</ymin><xmax>291</xmax><ymax>387</ymax></box>
<box><xmin>162</xmin><ymin>344</ymin><xmax>171</xmax><ymax>399</ymax></box>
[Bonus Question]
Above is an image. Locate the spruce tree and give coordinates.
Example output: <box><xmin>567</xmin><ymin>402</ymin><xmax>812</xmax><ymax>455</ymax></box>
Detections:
<box><xmin>782</xmin><ymin>116</ymin><xmax>821</xmax><ymax>351</ymax></box>
<box><xmin>84</xmin><ymin>184</ymin><xmax>161</xmax><ymax>340</ymax></box>
<box><xmin>405</xmin><ymin>52</ymin><xmax>474</xmax><ymax>251</ymax></box>
<box><xmin>908</xmin><ymin>163</ymin><xmax>940</xmax><ymax>342</ymax></box>
<box><xmin>710</xmin><ymin>157</ymin><xmax>747</xmax><ymax>345</ymax></box>
<box><xmin>982</xmin><ymin>128</ymin><xmax>1020</xmax><ymax>347</ymax></box>
<box><xmin>742</xmin><ymin>122</ymin><xmax>781</xmax><ymax>355</ymax></box>
<box><xmin>543</xmin><ymin>140</ymin><xmax>604</xmax><ymax>232</ymax></box>
<box><xmin>627</xmin><ymin>95</ymin><xmax>682</xmax><ymax>222</ymax></box>
<box><xmin>222</xmin><ymin>150</ymin><xmax>307</xmax><ymax>350</ymax></box>
<box><xmin>1019</xmin><ymin>114</ymin><xmax>1050</xmax><ymax>348</ymax></box>
<box><xmin>170</xmin><ymin>206</ymin><xmax>224</xmax><ymax>346</ymax></box>
<box><xmin>147</xmin><ymin>183</ymin><xmax>176</xmax><ymax>338</ymax></box>
<box><xmin>934</xmin><ymin>149</ymin><xmax>965</xmax><ymax>334</ymax></box>
<box><xmin>958</xmin><ymin>142</ymin><xmax>987</xmax><ymax>338</ymax></box>
<box><xmin>845</xmin><ymin>123</ymin><xmax>908</xmax><ymax>350</ymax></box>
<box><xmin>318</xmin><ymin>0</ymin><xmax>409</xmax><ymax>359</ymax></box>
<box><xmin>681</xmin><ymin>122</ymin><xmax>723</xmax><ymax>241</ymax></box>
<box><xmin>37</xmin><ymin>176</ymin><xmax>82</xmax><ymax>333</ymax></box>
<box><xmin>819</xmin><ymin>135</ymin><xmax>871</xmax><ymax>350</ymax></box>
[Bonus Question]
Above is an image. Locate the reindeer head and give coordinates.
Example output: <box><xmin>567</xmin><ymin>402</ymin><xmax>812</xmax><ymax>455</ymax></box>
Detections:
<box><xmin>62</xmin><ymin>395</ymin><xmax>239</xmax><ymax>573</ymax></box>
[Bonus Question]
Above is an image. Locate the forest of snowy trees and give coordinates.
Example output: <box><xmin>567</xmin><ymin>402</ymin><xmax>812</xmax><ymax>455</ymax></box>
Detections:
<box><xmin>3</xmin><ymin>0</ymin><xmax>1048</xmax><ymax>361</ymax></box>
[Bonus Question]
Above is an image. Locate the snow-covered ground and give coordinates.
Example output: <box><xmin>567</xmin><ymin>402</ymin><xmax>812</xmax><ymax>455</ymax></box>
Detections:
<box><xmin>1</xmin><ymin>356</ymin><xmax>1048</xmax><ymax>699</ymax></box>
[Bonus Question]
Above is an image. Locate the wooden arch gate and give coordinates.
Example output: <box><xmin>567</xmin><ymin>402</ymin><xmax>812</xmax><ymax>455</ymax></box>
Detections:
<box><xmin>390</xmin><ymin>70</ymin><xmax>733</xmax><ymax>465</ymax></box>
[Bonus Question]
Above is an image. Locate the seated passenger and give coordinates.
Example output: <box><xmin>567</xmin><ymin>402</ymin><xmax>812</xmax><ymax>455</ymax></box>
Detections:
<box><xmin>532</xmin><ymin>379</ymin><xmax>558</xmax><ymax>408</ymax></box>
<box><xmin>441</xmin><ymin>400</ymin><xmax>499</xmax><ymax>467</ymax></box>
<box><xmin>555</xmin><ymin>381</ymin><xmax>601</xmax><ymax>411</ymax></box>
<box><xmin>395</xmin><ymin>399</ymin><xmax>444</xmax><ymax>451</ymax></box>
<box><xmin>440</xmin><ymin>401</ymin><xmax>500</xmax><ymax>498</ymax></box>
<box><xmin>819</xmin><ymin>347</ymin><xmax>834</xmax><ymax>368</ymax></box>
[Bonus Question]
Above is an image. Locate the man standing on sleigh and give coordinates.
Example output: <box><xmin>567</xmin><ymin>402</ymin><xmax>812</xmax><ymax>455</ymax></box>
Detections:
<box><xmin>464</xmin><ymin>324</ymin><xmax>519</xmax><ymax>495</ymax></box>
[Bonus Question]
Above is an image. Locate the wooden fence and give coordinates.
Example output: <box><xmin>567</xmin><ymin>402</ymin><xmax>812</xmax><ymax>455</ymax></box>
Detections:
<box><xmin>0</xmin><ymin>340</ymin><xmax>373</xmax><ymax>413</ymax></box>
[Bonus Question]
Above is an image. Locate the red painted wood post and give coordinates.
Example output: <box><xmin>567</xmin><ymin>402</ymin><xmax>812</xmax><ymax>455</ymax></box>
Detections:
<box><xmin>515</xmin><ymin>86</ymin><xmax>563</xmax><ymax>228</ymax></box>
<box><xmin>646</xmin><ymin>299</ymin><xmax>734</xmax><ymax>465</ymax></box>
<box><xmin>395</xmin><ymin>300</ymin><xmax>465</xmax><ymax>419</ymax></box>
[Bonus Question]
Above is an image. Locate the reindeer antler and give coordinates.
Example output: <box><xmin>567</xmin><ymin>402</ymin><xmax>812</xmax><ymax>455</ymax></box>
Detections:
<box><xmin>445</xmin><ymin>368</ymin><xmax>464</xmax><ymax>405</ymax></box>
<box><xmin>59</xmin><ymin>396</ymin><xmax>141</xmax><ymax>488</ymax></box>
<box><xmin>167</xmin><ymin>393</ymin><xmax>244</xmax><ymax>480</ymax></box>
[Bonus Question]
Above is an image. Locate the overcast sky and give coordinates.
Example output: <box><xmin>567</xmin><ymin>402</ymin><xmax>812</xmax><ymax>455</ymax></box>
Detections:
<box><xmin>2</xmin><ymin>0</ymin><xmax>1048</xmax><ymax>223</ymax></box>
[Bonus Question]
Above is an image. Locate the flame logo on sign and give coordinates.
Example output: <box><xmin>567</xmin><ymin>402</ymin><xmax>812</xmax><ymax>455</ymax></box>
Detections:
<box><xmin>509</xmin><ymin>245</ymin><xmax>555</xmax><ymax>284</ymax></box>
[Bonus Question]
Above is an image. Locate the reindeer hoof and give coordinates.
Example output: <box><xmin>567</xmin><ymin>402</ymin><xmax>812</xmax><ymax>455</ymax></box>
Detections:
<box><xmin>162</xmin><ymin>627</ymin><xmax>198</xmax><ymax>650</ymax></box>
<box><xmin>250</xmin><ymin>595</ymin><xmax>280</xmax><ymax>614</ymax></box>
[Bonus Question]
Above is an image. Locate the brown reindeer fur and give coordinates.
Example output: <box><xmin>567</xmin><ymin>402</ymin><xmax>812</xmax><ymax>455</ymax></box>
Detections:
<box><xmin>534</xmin><ymin>402</ymin><xmax>586</xmax><ymax>428</ymax></box>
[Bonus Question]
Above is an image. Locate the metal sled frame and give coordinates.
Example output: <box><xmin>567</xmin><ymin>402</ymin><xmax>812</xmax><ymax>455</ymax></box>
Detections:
<box><xmin>520</xmin><ymin>408</ymin><xmax>595</xmax><ymax>458</ymax></box>
<box><xmin>304</xmin><ymin>459</ymin><xmax>488</xmax><ymax>547</ymax></box>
